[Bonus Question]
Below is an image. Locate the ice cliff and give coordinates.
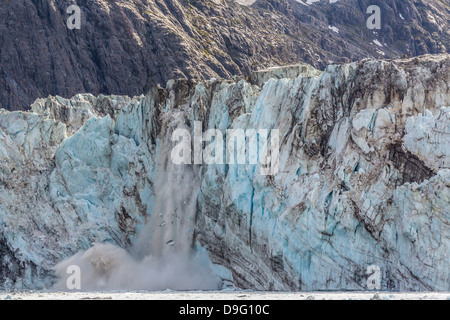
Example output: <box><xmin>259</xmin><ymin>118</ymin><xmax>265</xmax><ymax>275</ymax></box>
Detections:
<box><xmin>0</xmin><ymin>54</ymin><xmax>449</xmax><ymax>291</ymax></box>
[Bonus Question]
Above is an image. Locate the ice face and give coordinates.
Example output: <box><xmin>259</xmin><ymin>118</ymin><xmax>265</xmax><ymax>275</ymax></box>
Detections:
<box><xmin>0</xmin><ymin>55</ymin><xmax>449</xmax><ymax>291</ymax></box>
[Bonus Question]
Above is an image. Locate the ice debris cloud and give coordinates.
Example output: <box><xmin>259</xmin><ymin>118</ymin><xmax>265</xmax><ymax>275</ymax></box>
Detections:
<box><xmin>52</xmin><ymin>243</ymin><xmax>220</xmax><ymax>291</ymax></box>
<box><xmin>0</xmin><ymin>55</ymin><xmax>449</xmax><ymax>291</ymax></box>
<box><xmin>53</xmin><ymin>112</ymin><xmax>221</xmax><ymax>291</ymax></box>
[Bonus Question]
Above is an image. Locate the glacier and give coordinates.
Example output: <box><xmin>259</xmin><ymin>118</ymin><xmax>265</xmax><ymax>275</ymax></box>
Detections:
<box><xmin>0</xmin><ymin>54</ymin><xmax>449</xmax><ymax>291</ymax></box>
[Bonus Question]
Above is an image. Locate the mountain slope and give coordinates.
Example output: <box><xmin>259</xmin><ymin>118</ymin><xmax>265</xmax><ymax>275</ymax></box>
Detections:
<box><xmin>0</xmin><ymin>0</ymin><xmax>448</xmax><ymax>111</ymax></box>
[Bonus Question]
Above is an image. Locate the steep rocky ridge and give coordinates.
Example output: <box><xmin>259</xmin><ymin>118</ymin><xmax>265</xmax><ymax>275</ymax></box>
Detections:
<box><xmin>0</xmin><ymin>0</ymin><xmax>448</xmax><ymax>111</ymax></box>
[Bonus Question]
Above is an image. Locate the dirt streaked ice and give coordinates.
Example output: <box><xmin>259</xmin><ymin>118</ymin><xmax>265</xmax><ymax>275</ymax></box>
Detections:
<box><xmin>0</xmin><ymin>55</ymin><xmax>449</xmax><ymax>291</ymax></box>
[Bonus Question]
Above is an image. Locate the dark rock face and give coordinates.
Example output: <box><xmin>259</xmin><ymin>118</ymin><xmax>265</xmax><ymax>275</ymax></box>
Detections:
<box><xmin>0</xmin><ymin>0</ymin><xmax>448</xmax><ymax>111</ymax></box>
<box><xmin>388</xmin><ymin>143</ymin><xmax>435</xmax><ymax>186</ymax></box>
<box><xmin>0</xmin><ymin>234</ymin><xmax>22</xmax><ymax>289</ymax></box>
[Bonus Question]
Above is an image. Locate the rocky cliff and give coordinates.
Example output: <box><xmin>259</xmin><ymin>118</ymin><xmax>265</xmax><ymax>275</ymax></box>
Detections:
<box><xmin>0</xmin><ymin>0</ymin><xmax>448</xmax><ymax>111</ymax></box>
<box><xmin>0</xmin><ymin>54</ymin><xmax>449</xmax><ymax>291</ymax></box>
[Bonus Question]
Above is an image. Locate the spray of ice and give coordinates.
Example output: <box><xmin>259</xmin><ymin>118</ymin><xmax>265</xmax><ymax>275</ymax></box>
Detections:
<box><xmin>52</xmin><ymin>112</ymin><xmax>222</xmax><ymax>291</ymax></box>
<box><xmin>52</xmin><ymin>243</ymin><xmax>219</xmax><ymax>291</ymax></box>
